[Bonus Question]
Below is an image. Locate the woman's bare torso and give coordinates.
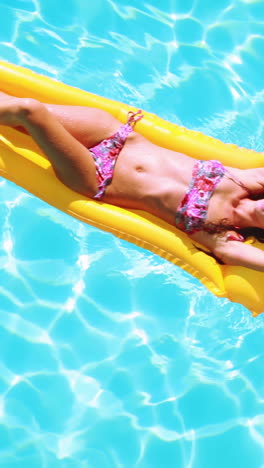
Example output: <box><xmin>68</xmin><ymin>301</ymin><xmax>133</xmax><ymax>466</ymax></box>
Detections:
<box><xmin>84</xmin><ymin>110</ymin><xmax>253</xmax><ymax>225</ymax></box>
<box><xmin>107</xmin><ymin>133</ymin><xmax>252</xmax><ymax>225</ymax></box>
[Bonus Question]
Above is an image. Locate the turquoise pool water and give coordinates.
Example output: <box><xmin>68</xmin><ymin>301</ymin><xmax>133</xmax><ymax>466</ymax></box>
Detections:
<box><xmin>0</xmin><ymin>0</ymin><xmax>264</xmax><ymax>466</ymax></box>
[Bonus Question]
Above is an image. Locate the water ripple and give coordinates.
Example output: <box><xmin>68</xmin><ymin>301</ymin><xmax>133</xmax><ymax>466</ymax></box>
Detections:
<box><xmin>0</xmin><ymin>0</ymin><xmax>264</xmax><ymax>466</ymax></box>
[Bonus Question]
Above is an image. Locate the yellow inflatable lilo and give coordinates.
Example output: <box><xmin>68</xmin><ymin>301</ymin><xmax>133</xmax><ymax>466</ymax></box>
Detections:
<box><xmin>0</xmin><ymin>61</ymin><xmax>263</xmax><ymax>316</ymax></box>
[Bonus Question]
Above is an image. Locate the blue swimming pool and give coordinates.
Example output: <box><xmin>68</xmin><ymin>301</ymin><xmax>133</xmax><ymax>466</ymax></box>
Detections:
<box><xmin>0</xmin><ymin>0</ymin><xmax>264</xmax><ymax>467</ymax></box>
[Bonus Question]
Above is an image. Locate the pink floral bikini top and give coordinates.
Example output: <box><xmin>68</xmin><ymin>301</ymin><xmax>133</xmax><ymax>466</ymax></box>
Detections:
<box><xmin>175</xmin><ymin>159</ymin><xmax>249</xmax><ymax>238</ymax></box>
<box><xmin>89</xmin><ymin>110</ymin><xmax>143</xmax><ymax>199</ymax></box>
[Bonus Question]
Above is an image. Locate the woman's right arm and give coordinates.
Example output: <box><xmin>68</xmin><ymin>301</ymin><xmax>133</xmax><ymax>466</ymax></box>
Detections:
<box><xmin>0</xmin><ymin>97</ymin><xmax>97</xmax><ymax>196</ymax></box>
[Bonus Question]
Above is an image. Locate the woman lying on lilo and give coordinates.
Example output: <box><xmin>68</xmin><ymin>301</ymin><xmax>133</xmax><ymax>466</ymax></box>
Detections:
<box><xmin>0</xmin><ymin>92</ymin><xmax>264</xmax><ymax>271</ymax></box>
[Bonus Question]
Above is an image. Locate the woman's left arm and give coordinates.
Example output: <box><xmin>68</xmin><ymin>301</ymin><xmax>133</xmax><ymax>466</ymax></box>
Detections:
<box><xmin>190</xmin><ymin>231</ymin><xmax>264</xmax><ymax>271</ymax></box>
<box><xmin>213</xmin><ymin>238</ymin><xmax>264</xmax><ymax>271</ymax></box>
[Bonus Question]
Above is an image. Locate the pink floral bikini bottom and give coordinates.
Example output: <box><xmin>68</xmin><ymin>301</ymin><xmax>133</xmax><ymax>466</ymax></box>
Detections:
<box><xmin>89</xmin><ymin>110</ymin><xmax>143</xmax><ymax>200</ymax></box>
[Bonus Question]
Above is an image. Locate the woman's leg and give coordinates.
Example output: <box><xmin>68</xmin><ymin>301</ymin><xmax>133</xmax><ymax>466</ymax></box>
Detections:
<box><xmin>0</xmin><ymin>90</ymin><xmax>120</xmax><ymax>147</ymax></box>
<box><xmin>45</xmin><ymin>103</ymin><xmax>120</xmax><ymax>147</ymax></box>
<box><xmin>0</xmin><ymin>94</ymin><xmax>99</xmax><ymax>196</ymax></box>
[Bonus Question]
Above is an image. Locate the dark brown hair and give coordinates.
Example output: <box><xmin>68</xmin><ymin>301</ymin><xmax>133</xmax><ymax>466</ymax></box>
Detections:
<box><xmin>203</xmin><ymin>220</ymin><xmax>264</xmax><ymax>243</ymax></box>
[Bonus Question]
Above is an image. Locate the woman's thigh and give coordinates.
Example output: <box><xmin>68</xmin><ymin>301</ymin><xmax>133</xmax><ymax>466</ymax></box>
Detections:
<box><xmin>44</xmin><ymin>103</ymin><xmax>121</xmax><ymax>147</ymax></box>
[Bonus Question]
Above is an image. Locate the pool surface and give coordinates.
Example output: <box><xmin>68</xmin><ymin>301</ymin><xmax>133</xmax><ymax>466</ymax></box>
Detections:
<box><xmin>0</xmin><ymin>0</ymin><xmax>264</xmax><ymax>467</ymax></box>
